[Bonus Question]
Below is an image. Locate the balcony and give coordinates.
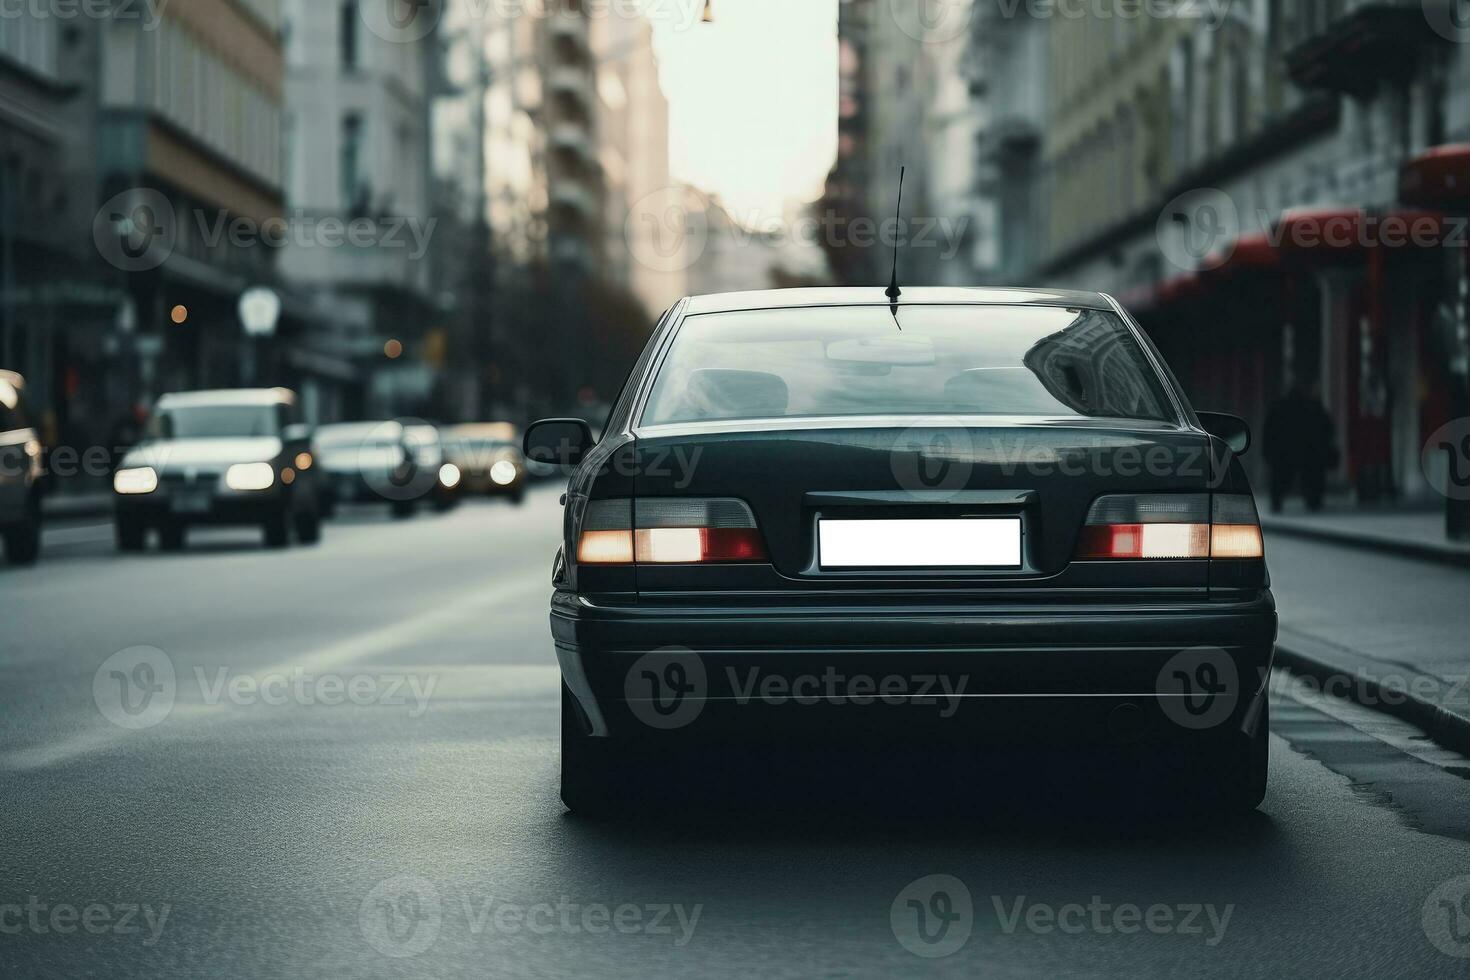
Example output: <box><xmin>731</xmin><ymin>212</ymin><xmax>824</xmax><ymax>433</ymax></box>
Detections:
<box><xmin>1285</xmin><ymin>2</ymin><xmax>1450</xmax><ymax>96</ymax></box>
<box><xmin>548</xmin><ymin>183</ymin><xmax>598</xmax><ymax>220</ymax></box>
<box><xmin>547</xmin><ymin>65</ymin><xmax>592</xmax><ymax>101</ymax></box>
<box><xmin>549</xmin><ymin>123</ymin><xmax>592</xmax><ymax>158</ymax></box>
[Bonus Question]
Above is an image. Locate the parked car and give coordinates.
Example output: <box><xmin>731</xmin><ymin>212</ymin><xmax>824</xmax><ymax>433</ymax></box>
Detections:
<box><xmin>314</xmin><ymin>421</ymin><xmax>421</xmax><ymax>519</ymax></box>
<box><xmin>445</xmin><ymin>423</ymin><xmax>527</xmax><ymax>503</ymax></box>
<box><xmin>404</xmin><ymin>423</ymin><xmax>462</xmax><ymax>512</ymax></box>
<box><xmin>528</xmin><ymin>287</ymin><xmax>1273</xmax><ymax>816</ymax></box>
<box><xmin>112</xmin><ymin>388</ymin><xmax>323</xmax><ymax>551</ymax></box>
<box><xmin>0</xmin><ymin>370</ymin><xmax>43</xmax><ymax>566</ymax></box>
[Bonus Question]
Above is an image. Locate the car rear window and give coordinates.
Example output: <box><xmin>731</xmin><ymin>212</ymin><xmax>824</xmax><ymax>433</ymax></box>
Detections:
<box><xmin>641</xmin><ymin>305</ymin><xmax>1176</xmax><ymax>426</ymax></box>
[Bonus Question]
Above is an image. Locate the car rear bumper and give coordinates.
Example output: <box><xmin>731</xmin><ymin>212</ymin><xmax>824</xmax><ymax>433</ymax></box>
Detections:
<box><xmin>552</xmin><ymin>591</ymin><xmax>1277</xmax><ymax>749</ymax></box>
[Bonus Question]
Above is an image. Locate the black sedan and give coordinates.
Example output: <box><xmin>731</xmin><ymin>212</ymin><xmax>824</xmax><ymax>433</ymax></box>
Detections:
<box><xmin>527</xmin><ymin>287</ymin><xmax>1274</xmax><ymax>816</ymax></box>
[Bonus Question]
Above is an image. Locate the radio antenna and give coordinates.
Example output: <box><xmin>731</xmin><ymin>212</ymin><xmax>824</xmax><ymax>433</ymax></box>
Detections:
<box><xmin>885</xmin><ymin>166</ymin><xmax>905</xmax><ymax>310</ymax></box>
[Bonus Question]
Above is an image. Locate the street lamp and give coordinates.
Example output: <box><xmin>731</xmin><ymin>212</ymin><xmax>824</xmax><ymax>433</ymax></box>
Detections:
<box><xmin>238</xmin><ymin>287</ymin><xmax>281</xmax><ymax>386</ymax></box>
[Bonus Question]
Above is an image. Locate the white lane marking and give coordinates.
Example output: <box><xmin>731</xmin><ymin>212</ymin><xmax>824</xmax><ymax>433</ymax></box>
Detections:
<box><xmin>0</xmin><ymin>577</ymin><xmax>552</xmax><ymax>772</ymax></box>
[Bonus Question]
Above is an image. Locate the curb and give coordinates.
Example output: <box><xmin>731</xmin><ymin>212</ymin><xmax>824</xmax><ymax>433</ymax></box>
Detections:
<box><xmin>1275</xmin><ymin>637</ymin><xmax>1470</xmax><ymax>758</ymax></box>
<box><xmin>1262</xmin><ymin>519</ymin><xmax>1470</xmax><ymax>570</ymax></box>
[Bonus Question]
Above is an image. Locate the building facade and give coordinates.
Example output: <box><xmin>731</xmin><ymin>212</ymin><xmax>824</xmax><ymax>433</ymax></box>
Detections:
<box><xmin>281</xmin><ymin>0</ymin><xmax>440</xmax><ymax>420</ymax></box>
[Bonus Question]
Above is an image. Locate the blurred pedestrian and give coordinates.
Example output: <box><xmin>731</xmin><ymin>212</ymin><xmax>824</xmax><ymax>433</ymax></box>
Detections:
<box><xmin>1264</xmin><ymin>382</ymin><xmax>1338</xmax><ymax>513</ymax></box>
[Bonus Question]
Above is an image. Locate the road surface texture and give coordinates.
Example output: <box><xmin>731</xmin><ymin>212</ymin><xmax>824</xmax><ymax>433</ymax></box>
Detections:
<box><xmin>3</xmin><ymin>488</ymin><xmax>1470</xmax><ymax>978</ymax></box>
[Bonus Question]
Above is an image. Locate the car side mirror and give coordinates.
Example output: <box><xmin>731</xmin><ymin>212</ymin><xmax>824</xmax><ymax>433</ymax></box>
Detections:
<box><xmin>1198</xmin><ymin>412</ymin><xmax>1251</xmax><ymax>455</ymax></box>
<box><xmin>525</xmin><ymin>418</ymin><xmax>595</xmax><ymax>468</ymax></box>
<box><xmin>282</xmin><ymin>423</ymin><xmax>312</xmax><ymax>445</ymax></box>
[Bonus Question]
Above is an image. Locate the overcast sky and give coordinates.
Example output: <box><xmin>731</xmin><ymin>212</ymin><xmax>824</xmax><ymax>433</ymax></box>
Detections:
<box><xmin>649</xmin><ymin>0</ymin><xmax>839</xmax><ymax>222</ymax></box>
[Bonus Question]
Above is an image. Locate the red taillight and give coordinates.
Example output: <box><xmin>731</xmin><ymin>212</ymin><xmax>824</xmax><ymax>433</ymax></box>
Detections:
<box><xmin>1076</xmin><ymin>494</ymin><xmax>1263</xmax><ymax>560</ymax></box>
<box><xmin>577</xmin><ymin>498</ymin><xmax>766</xmax><ymax>565</ymax></box>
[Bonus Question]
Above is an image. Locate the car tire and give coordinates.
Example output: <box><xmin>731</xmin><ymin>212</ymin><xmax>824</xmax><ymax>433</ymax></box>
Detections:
<box><xmin>2</xmin><ymin>515</ymin><xmax>41</xmax><ymax>566</ymax></box>
<box><xmin>295</xmin><ymin>508</ymin><xmax>322</xmax><ymax>545</ymax></box>
<box><xmin>510</xmin><ymin>489</ymin><xmax>526</xmax><ymax>506</ymax></box>
<box><xmin>263</xmin><ymin>511</ymin><xmax>291</xmax><ymax>549</ymax></box>
<box><xmin>116</xmin><ymin>519</ymin><xmax>146</xmax><ymax>553</ymax></box>
<box><xmin>390</xmin><ymin>499</ymin><xmax>416</xmax><ymax>520</ymax></box>
<box><xmin>1199</xmin><ymin>699</ymin><xmax>1269</xmax><ymax>815</ymax></box>
<box><xmin>560</xmin><ymin>685</ymin><xmax>623</xmax><ymax>817</ymax></box>
<box><xmin>158</xmin><ymin>523</ymin><xmax>187</xmax><ymax>552</ymax></box>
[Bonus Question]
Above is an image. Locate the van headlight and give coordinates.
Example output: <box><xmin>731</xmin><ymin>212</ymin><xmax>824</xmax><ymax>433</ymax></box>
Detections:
<box><xmin>225</xmin><ymin>462</ymin><xmax>276</xmax><ymax>491</ymax></box>
<box><xmin>113</xmin><ymin>467</ymin><xmax>159</xmax><ymax>495</ymax></box>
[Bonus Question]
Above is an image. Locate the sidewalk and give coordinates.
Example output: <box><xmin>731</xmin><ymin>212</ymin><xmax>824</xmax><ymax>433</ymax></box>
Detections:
<box><xmin>41</xmin><ymin>491</ymin><xmax>112</xmax><ymax>522</ymax></box>
<box><xmin>1261</xmin><ymin>503</ymin><xmax>1470</xmax><ymax>568</ymax></box>
<box><xmin>1264</xmin><ymin>510</ymin><xmax>1470</xmax><ymax>755</ymax></box>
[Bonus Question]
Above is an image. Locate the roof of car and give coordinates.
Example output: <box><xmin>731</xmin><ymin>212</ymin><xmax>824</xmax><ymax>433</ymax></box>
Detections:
<box><xmin>157</xmin><ymin>388</ymin><xmax>295</xmax><ymax>407</ymax></box>
<box><xmin>681</xmin><ymin>287</ymin><xmax>1115</xmax><ymax>315</ymax></box>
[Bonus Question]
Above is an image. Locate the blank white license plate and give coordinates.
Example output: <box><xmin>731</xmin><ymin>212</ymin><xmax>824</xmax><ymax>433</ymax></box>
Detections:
<box><xmin>819</xmin><ymin>518</ymin><xmax>1022</xmax><ymax>569</ymax></box>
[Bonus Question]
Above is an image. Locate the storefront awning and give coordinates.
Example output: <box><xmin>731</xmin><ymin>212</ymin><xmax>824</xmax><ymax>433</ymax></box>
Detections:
<box><xmin>1400</xmin><ymin>144</ymin><xmax>1470</xmax><ymax>208</ymax></box>
<box><xmin>1273</xmin><ymin>207</ymin><xmax>1370</xmax><ymax>262</ymax></box>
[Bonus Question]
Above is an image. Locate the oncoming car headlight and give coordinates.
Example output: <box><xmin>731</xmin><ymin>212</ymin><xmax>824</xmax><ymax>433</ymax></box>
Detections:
<box><xmin>225</xmin><ymin>462</ymin><xmax>276</xmax><ymax>492</ymax></box>
<box><xmin>113</xmin><ymin>467</ymin><xmax>159</xmax><ymax>495</ymax></box>
<box><xmin>490</xmin><ymin>459</ymin><xmax>520</xmax><ymax>487</ymax></box>
<box><xmin>438</xmin><ymin>462</ymin><xmax>462</xmax><ymax>489</ymax></box>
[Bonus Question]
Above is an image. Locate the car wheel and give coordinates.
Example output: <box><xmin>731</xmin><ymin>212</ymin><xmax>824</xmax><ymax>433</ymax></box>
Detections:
<box><xmin>263</xmin><ymin>511</ymin><xmax>291</xmax><ymax>549</ymax></box>
<box><xmin>560</xmin><ymin>685</ymin><xmax>623</xmax><ymax>817</ymax></box>
<box><xmin>158</xmin><ymin>523</ymin><xmax>187</xmax><ymax>552</ymax></box>
<box><xmin>295</xmin><ymin>507</ymin><xmax>322</xmax><ymax>545</ymax></box>
<box><xmin>116</xmin><ymin>518</ymin><xmax>146</xmax><ymax>553</ymax></box>
<box><xmin>2</xmin><ymin>515</ymin><xmax>41</xmax><ymax>566</ymax></box>
<box><xmin>1191</xmin><ymin>699</ymin><xmax>1268</xmax><ymax>815</ymax></box>
<box><xmin>390</xmin><ymin>498</ymin><xmax>416</xmax><ymax>520</ymax></box>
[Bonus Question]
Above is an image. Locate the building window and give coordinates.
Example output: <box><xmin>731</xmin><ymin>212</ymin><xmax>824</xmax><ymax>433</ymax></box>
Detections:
<box><xmin>340</xmin><ymin>1</ymin><xmax>359</xmax><ymax>70</ymax></box>
<box><xmin>341</xmin><ymin>113</ymin><xmax>365</xmax><ymax>211</ymax></box>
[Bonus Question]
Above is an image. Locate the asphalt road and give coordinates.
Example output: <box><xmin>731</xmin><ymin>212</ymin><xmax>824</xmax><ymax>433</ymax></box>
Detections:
<box><xmin>3</xmin><ymin>488</ymin><xmax>1470</xmax><ymax>979</ymax></box>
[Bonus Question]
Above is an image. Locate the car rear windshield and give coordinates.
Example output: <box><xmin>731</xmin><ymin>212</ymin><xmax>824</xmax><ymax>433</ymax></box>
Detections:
<box><xmin>641</xmin><ymin>305</ymin><xmax>1176</xmax><ymax>426</ymax></box>
<box><xmin>148</xmin><ymin>405</ymin><xmax>279</xmax><ymax>439</ymax></box>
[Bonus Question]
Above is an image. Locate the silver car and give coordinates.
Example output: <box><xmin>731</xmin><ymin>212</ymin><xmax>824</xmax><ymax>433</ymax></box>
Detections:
<box><xmin>113</xmin><ymin>389</ymin><xmax>324</xmax><ymax>551</ymax></box>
